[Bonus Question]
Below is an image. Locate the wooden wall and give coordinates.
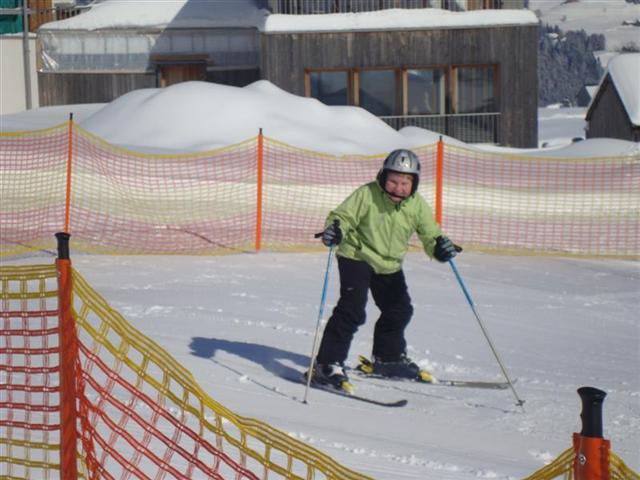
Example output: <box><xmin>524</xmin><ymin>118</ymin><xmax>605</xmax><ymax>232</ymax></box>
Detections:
<box><xmin>38</xmin><ymin>72</ymin><xmax>157</xmax><ymax>106</ymax></box>
<box><xmin>586</xmin><ymin>77</ymin><xmax>640</xmax><ymax>142</ymax></box>
<box><xmin>261</xmin><ymin>25</ymin><xmax>538</xmax><ymax>147</ymax></box>
<box><xmin>38</xmin><ymin>69</ymin><xmax>261</xmax><ymax>107</ymax></box>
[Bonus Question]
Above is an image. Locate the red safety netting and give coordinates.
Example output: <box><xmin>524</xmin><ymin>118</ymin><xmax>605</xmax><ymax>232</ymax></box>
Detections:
<box><xmin>1</xmin><ymin>123</ymin><xmax>638</xmax><ymax>257</ymax></box>
<box><xmin>69</xmin><ymin>128</ymin><xmax>258</xmax><ymax>255</ymax></box>
<box><xmin>1</xmin><ymin>264</ymin><xmax>63</xmax><ymax>479</ymax></box>
<box><xmin>1</xmin><ymin>263</ymin><xmax>373</xmax><ymax>480</ymax></box>
<box><xmin>260</xmin><ymin>139</ymin><xmax>437</xmax><ymax>248</ymax></box>
<box><xmin>443</xmin><ymin>145</ymin><xmax>639</xmax><ymax>256</ymax></box>
<box><xmin>0</xmin><ymin>126</ymin><xmax>69</xmax><ymax>256</ymax></box>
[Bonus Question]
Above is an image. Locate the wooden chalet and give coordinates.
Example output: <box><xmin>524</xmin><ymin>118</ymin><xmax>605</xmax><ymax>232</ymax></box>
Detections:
<box><xmin>36</xmin><ymin>0</ymin><xmax>537</xmax><ymax>147</ymax></box>
<box><xmin>586</xmin><ymin>54</ymin><xmax>640</xmax><ymax>142</ymax></box>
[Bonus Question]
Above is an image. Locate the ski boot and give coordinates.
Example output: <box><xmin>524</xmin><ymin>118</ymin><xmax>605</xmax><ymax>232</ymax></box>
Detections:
<box><xmin>308</xmin><ymin>362</ymin><xmax>354</xmax><ymax>394</ymax></box>
<box><xmin>357</xmin><ymin>354</ymin><xmax>433</xmax><ymax>383</ymax></box>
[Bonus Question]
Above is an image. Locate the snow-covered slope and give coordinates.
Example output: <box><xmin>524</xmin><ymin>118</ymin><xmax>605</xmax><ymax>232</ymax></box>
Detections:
<box><xmin>12</xmin><ymin>251</ymin><xmax>639</xmax><ymax>479</ymax></box>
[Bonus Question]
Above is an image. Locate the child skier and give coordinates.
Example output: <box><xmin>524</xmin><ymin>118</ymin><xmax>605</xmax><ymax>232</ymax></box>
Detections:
<box><xmin>311</xmin><ymin>148</ymin><xmax>461</xmax><ymax>392</ymax></box>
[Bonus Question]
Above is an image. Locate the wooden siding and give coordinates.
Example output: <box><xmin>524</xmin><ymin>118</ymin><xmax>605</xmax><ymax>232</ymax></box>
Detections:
<box><xmin>38</xmin><ymin>69</ymin><xmax>260</xmax><ymax>107</ymax></box>
<box><xmin>38</xmin><ymin>72</ymin><xmax>157</xmax><ymax>106</ymax></box>
<box><xmin>586</xmin><ymin>76</ymin><xmax>640</xmax><ymax>142</ymax></box>
<box><xmin>260</xmin><ymin>25</ymin><xmax>538</xmax><ymax>147</ymax></box>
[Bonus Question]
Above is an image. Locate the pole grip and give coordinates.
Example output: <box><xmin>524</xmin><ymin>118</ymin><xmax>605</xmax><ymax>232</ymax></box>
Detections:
<box><xmin>56</xmin><ymin>231</ymin><xmax>71</xmax><ymax>260</ymax></box>
<box><xmin>578</xmin><ymin>386</ymin><xmax>607</xmax><ymax>438</ymax></box>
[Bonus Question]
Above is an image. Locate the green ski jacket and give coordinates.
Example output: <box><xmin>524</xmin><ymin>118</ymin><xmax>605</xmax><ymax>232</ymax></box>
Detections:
<box><xmin>326</xmin><ymin>181</ymin><xmax>443</xmax><ymax>274</ymax></box>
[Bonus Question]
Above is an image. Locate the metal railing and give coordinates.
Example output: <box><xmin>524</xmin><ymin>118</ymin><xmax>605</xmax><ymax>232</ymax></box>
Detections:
<box><xmin>380</xmin><ymin>112</ymin><xmax>501</xmax><ymax>144</ymax></box>
<box><xmin>267</xmin><ymin>0</ymin><xmax>526</xmax><ymax>14</ymax></box>
<box><xmin>0</xmin><ymin>4</ymin><xmax>90</xmax><ymax>32</ymax></box>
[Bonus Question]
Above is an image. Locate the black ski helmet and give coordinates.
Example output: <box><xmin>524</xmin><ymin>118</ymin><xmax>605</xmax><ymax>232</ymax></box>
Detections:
<box><xmin>377</xmin><ymin>149</ymin><xmax>421</xmax><ymax>195</ymax></box>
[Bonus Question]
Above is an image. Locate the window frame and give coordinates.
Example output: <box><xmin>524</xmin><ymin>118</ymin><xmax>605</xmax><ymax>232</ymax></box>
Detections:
<box><xmin>304</xmin><ymin>64</ymin><xmax>499</xmax><ymax>116</ymax></box>
<box><xmin>304</xmin><ymin>68</ymin><xmax>353</xmax><ymax>105</ymax></box>
<box><xmin>402</xmin><ymin>65</ymin><xmax>448</xmax><ymax>116</ymax></box>
<box><xmin>353</xmin><ymin>67</ymin><xmax>402</xmax><ymax>116</ymax></box>
<box><xmin>450</xmin><ymin>63</ymin><xmax>499</xmax><ymax>114</ymax></box>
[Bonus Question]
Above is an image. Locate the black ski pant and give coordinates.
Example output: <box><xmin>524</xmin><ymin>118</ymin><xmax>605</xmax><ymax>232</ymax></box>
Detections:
<box><xmin>316</xmin><ymin>256</ymin><xmax>413</xmax><ymax>365</ymax></box>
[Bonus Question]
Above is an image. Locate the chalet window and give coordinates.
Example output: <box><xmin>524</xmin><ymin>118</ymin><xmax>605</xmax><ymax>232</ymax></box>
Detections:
<box><xmin>357</xmin><ymin>69</ymin><xmax>396</xmax><ymax>116</ymax></box>
<box><xmin>406</xmin><ymin>68</ymin><xmax>445</xmax><ymax>115</ymax></box>
<box><xmin>452</xmin><ymin>66</ymin><xmax>497</xmax><ymax>113</ymax></box>
<box><xmin>309</xmin><ymin>70</ymin><xmax>349</xmax><ymax>106</ymax></box>
<box><xmin>305</xmin><ymin>64</ymin><xmax>497</xmax><ymax>115</ymax></box>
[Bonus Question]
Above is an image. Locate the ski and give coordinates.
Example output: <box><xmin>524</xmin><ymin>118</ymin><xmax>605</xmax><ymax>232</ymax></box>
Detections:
<box><xmin>354</xmin><ymin>355</ymin><xmax>512</xmax><ymax>390</ymax></box>
<box><xmin>290</xmin><ymin>374</ymin><xmax>408</xmax><ymax>407</ymax></box>
<box><xmin>429</xmin><ymin>378</ymin><xmax>511</xmax><ymax>390</ymax></box>
<box><xmin>307</xmin><ymin>380</ymin><xmax>408</xmax><ymax>407</ymax></box>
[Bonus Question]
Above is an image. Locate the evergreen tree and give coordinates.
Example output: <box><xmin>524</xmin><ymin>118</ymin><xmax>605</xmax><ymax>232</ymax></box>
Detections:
<box><xmin>538</xmin><ymin>24</ymin><xmax>605</xmax><ymax>106</ymax></box>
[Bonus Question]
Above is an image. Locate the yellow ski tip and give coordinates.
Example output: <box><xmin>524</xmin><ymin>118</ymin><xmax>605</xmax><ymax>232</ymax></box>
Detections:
<box><xmin>341</xmin><ymin>381</ymin><xmax>355</xmax><ymax>394</ymax></box>
<box><xmin>418</xmin><ymin>370</ymin><xmax>434</xmax><ymax>383</ymax></box>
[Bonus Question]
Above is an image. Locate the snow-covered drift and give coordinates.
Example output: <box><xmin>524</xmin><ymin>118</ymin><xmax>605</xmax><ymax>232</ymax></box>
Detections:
<box><xmin>3</xmin><ymin>80</ymin><xmax>638</xmax><ymax>158</ymax></box>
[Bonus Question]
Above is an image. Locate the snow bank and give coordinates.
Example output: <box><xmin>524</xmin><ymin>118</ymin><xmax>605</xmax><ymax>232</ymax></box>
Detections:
<box><xmin>2</xmin><ymin>80</ymin><xmax>638</xmax><ymax>157</ymax></box>
<box><xmin>77</xmin><ymin>80</ymin><xmax>432</xmax><ymax>154</ymax></box>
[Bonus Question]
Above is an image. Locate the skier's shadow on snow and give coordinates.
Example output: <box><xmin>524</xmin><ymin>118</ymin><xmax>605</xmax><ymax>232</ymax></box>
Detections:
<box><xmin>189</xmin><ymin>337</ymin><xmax>308</xmax><ymax>383</ymax></box>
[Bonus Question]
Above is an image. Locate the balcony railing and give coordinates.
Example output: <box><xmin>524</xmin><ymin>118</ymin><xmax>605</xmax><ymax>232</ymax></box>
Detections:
<box><xmin>380</xmin><ymin>113</ymin><xmax>501</xmax><ymax>144</ymax></box>
<box><xmin>267</xmin><ymin>0</ymin><xmax>526</xmax><ymax>14</ymax></box>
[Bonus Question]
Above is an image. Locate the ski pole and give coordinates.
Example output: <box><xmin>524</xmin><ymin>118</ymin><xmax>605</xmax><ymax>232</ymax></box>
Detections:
<box><xmin>303</xmin><ymin>233</ymin><xmax>337</xmax><ymax>404</ymax></box>
<box><xmin>448</xmin><ymin>259</ymin><xmax>525</xmax><ymax>409</ymax></box>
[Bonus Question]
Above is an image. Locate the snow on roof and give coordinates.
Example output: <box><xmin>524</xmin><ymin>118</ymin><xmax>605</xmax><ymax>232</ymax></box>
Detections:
<box><xmin>40</xmin><ymin>0</ymin><xmax>269</xmax><ymax>31</ymax></box>
<box><xmin>263</xmin><ymin>9</ymin><xmax>538</xmax><ymax>34</ymax></box>
<box><xmin>40</xmin><ymin>1</ymin><xmax>537</xmax><ymax>32</ymax></box>
<box><xmin>607</xmin><ymin>53</ymin><xmax>640</xmax><ymax>126</ymax></box>
<box><xmin>585</xmin><ymin>85</ymin><xmax>598</xmax><ymax>97</ymax></box>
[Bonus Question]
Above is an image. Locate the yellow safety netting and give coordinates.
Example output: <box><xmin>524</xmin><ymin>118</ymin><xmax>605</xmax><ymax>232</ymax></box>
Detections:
<box><xmin>523</xmin><ymin>446</ymin><xmax>640</xmax><ymax>480</ymax></box>
<box><xmin>1</xmin><ymin>264</ymin><xmax>373</xmax><ymax>479</ymax></box>
<box><xmin>2</xmin><ymin>264</ymin><xmax>639</xmax><ymax>479</ymax></box>
<box><xmin>1</xmin><ymin>264</ymin><xmax>61</xmax><ymax>480</ymax></box>
<box><xmin>2</xmin><ymin>123</ymin><xmax>639</xmax><ymax>258</ymax></box>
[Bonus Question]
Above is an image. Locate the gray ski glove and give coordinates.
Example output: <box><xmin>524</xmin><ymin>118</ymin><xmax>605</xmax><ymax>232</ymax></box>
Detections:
<box><xmin>433</xmin><ymin>235</ymin><xmax>462</xmax><ymax>262</ymax></box>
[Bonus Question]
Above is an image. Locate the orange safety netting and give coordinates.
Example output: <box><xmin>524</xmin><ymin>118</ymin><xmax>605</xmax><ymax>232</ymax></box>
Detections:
<box><xmin>1</xmin><ymin>123</ymin><xmax>639</xmax><ymax>257</ymax></box>
<box><xmin>0</xmin><ymin>263</ymin><xmax>373</xmax><ymax>480</ymax></box>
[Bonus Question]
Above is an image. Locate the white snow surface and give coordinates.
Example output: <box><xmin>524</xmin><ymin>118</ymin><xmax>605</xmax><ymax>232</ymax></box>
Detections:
<box><xmin>605</xmin><ymin>53</ymin><xmax>640</xmax><ymax>126</ymax></box>
<box><xmin>2</xmin><ymin>80</ymin><xmax>639</xmax><ymax>157</ymax></box>
<box><xmin>11</xmin><ymin>251</ymin><xmax>640</xmax><ymax>479</ymax></box>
